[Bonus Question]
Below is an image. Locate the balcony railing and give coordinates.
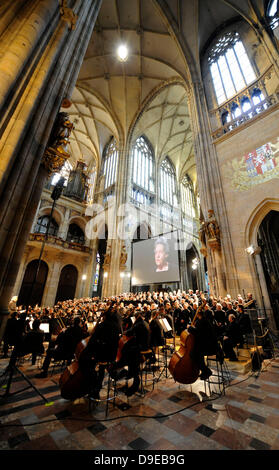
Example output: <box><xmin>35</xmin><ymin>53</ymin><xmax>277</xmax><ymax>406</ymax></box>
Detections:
<box><xmin>30</xmin><ymin>233</ymin><xmax>92</xmax><ymax>254</ymax></box>
<box><xmin>210</xmin><ymin>65</ymin><xmax>279</xmax><ymax>140</ymax></box>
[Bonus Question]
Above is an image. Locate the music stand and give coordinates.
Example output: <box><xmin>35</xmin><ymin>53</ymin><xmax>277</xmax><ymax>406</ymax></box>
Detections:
<box><xmin>0</xmin><ymin>347</ymin><xmax>49</xmax><ymax>405</ymax></box>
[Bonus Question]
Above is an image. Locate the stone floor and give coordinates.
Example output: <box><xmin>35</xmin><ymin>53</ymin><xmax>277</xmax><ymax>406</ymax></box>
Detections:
<box><xmin>0</xmin><ymin>350</ymin><xmax>279</xmax><ymax>452</ymax></box>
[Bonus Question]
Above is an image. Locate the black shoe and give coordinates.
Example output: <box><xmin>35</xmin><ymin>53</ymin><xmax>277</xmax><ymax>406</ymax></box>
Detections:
<box><xmin>199</xmin><ymin>368</ymin><xmax>212</xmax><ymax>380</ymax></box>
<box><xmin>35</xmin><ymin>371</ymin><xmax>48</xmax><ymax>378</ymax></box>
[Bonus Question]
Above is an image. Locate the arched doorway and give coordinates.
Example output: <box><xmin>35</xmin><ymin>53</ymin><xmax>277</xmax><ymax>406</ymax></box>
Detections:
<box><xmin>18</xmin><ymin>260</ymin><xmax>48</xmax><ymax>307</ymax></box>
<box><xmin>55</xmin><ymin>265</ymin><xmax>78</xmax><ymax>303</ymax></box>
<box><xmin>186</xmin><ymin>244</ymin><xmax>201</xmax><ymax>292</ymax></box>
<box><xmin>258</xmin><ymin>210</ymin><xmax>279</xmax><ymax>329</ymax></box>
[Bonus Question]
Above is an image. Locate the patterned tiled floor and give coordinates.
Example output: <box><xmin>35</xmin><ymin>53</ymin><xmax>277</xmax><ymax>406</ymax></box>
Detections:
<box><xmin>1</xmin><ymin>354</ymin><xmax>279</xmax><ymax>451</ymax></box>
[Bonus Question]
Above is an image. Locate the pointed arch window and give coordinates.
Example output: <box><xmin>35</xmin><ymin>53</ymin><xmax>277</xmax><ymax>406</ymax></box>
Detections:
<box><xmin>131</xmin><ymin>136</ymin><xmax>155</xmax><ymax>206</ymax></box>
<box><xmin>208</xmin><ymin>32</ymin><xmax>256</xmax><ymax>105</ymax></box>
<box><xmin>267</xmin><ymin>1</ymin><xmax>279</xmax><ymax>29</ymax></box>
<box><xmin>132</xmin><ymin>136</ymin><xmax>155</xmax><ymax>192</ymax></box>
<box><xmin>180</xmin><ymin>175</ymin><xmax>196</xmax><ymax>218</ymax></box>
<box><xmin>103</xmin><ymin>138</ymin><xmax>119</xmax><ymax>190</ymax></box>
<box><xmin>160</xmin><ymin>157</ymin><xmax>177</xmax><ymax>207</ymax></box>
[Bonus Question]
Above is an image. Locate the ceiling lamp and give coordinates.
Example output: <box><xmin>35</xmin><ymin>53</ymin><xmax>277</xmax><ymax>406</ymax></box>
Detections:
<box><xmin>117</xmin><ymin>44</ymin><xmax>129</xmax><ymax>62</ymax></box>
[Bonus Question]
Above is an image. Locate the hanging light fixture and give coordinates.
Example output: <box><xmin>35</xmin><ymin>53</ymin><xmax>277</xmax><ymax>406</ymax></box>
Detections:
<box><xmin>117</xmin><ymin>44</ymin><xmax>129</xmax><ymax>62</ymax></box>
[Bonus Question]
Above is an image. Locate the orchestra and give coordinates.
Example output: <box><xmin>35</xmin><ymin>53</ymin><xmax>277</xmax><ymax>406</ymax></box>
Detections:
<box><xmin>1</xmin><ymin>289</ymin><xmax>258</xmax><ymax>399</ymax></box>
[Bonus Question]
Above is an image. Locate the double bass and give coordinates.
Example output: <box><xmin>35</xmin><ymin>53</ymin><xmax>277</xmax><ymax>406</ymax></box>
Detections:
<box><xmin>168</xmin><ymin>298</ymin><xmax>206</xmax><ymax>384</ymax></box>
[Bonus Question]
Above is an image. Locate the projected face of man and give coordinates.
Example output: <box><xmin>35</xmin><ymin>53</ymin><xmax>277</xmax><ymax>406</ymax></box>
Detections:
<box><xmin>154</xmin><ymin>242</ymin><xmax>169</xmax><ymax>272</ymax></box>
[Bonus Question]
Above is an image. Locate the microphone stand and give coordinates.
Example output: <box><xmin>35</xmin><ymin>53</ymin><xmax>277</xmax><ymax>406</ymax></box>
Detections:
<box><xmin>0</xmin><ymin>178</ymin><xmax>65</xmax><ymax>405</ymax></box>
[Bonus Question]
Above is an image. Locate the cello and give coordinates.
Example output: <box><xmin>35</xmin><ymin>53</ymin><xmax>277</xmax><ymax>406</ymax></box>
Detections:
<box><xmin>59</xmin><ymin>315</ymin><xmax>102</xmax><ymax>400</ymax></box>
<box><xmin>168</xmin><ymin>298</ymin><xmax>206</xmax><ymax>384</ymax></box>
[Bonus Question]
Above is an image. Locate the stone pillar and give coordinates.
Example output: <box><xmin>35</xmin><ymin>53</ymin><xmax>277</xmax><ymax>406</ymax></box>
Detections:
<box><xmin>0</xmin><ymin>0</ymin><xmax>102</xmax><ymax>341</ymax></box>
<box><xmin>42</xmin><ymin>254</ymin><xmax>64</xmax><ymax>307</ymax></box>
<box><xmin>12</xmin><ymin>246</ymin><xmax>35</xmax><ymax>298</ymax></box>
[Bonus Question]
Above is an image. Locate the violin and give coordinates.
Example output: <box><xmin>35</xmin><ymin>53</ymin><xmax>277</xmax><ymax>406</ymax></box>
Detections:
<box><xmin>168</xmin><ymin>298</ymin><xmax>206</xmax><ymax>385</ymax></box>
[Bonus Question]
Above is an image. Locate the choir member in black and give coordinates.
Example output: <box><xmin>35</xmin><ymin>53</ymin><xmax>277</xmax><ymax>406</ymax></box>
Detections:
<box><xmin>213</xmin><ymin>303</ymin><xmax>227</xmax><ymax>338</ymax></box>
<box><xmin>37</xmin><ymin>317</ymin><xmax>86</xmax><ymax>378</ymax></box>
<box><xmin>222</xmin><ymin>314</ymin><xmax>242</xmax><ymax>361</ymax></box>
<box><xmin>244</xmin><ymin>292</ymin><xmax>257</xmax><ymax>310</ymax></box>
<box><xmin>149</xmin><ymin>310</ymin><xmax>165</xmax><ymax>359</ymax></box>
<box><xmin>187</xmin><ymin>306</ymin><xmax>219</xmax><ymax>380</ymax></box>
<box><xmin>236</xmin><ymin>304</ymin><xmax>252</xmax><ymax>345</ymax></box>
<box><xmin>2</xmin><ymin>312</ymin><xmax>19</xmax><ymax>358</ymax></box>
<box><xmin>112</xmin><ymin>310</ymin><xmax>150</xmax><ymax>396</ymax></box>
<box><xmin>22</xmin><ymin>319</ymin><xmax>45</xmax><ymax>365</ymax></box>
<box><xmin>172</xmin><ymin>300</ymin><xmax>181</xmax><ymax>334</ymax></box>
<box><xmin>78</xmin><ymin>308</ymin><xmax>122</xmax><ymax>399</ymax></box>
<box><xmin>226</xmin><ymin>302</ymin><xmax>237</xmax><ymax>320</ymax></box>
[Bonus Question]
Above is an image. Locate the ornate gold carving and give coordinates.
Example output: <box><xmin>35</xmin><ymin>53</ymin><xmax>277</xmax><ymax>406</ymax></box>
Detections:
<box><xmin>199</xmin><ymin>210</ymin><xmax>221</xmax><ymax>253</ymax></box>
<box><xmin>205</xmin><ymin>210</ymin><xmax>220</xmax><ymax>242</ymax></box>
<box><xmin>120</xmin><ymin>244</ymin><xmax>127</xmax><ymax>266</ymax></box>
<box><xmin>59</xmin><ymin>1</ymin><xmax>78</xmax><ymax>30</ymax></box>
<box><xmin>42</xmin><ymin>112</ymin><xmax>74</xmax><ymax>175</ymax></box>
<box><xmin>103</xmin><ymin>245</ymin><xmax>111</xmax><ymax>267</ymax></box>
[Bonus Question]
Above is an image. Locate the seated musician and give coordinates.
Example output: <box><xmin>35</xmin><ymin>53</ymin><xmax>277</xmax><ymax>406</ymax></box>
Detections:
<box><xmin>187</xmin><ymin>304</ymin><xmax>219</xmax><ymax>380</ymax></box>
<box><xmin>111</xmin><ymin>309</ymin><xmax>150</xmax><ymax>397</ymax></box>
<box><xmin>222</xmin><ymin>313</ymin><xmax>242</xmax><ymax>361</ymax></box>
<box><xmin>36</xmin><ymin>317</ymin><xmax>86</xmax><ymax>378</ymax></box>
<box><xmin>78</xmin><ymin>308</ymin><xmax>122</xmax><ymax>400</ymax></box>
<box><xmin>149</xmin><ymin>310</ymin><xmax>165</xmax><ymax>361</ymax></box>
<box><xmin>21</xmin><ymin>319</ymin><xmax>45</xmax><ymax>365</ymax></box>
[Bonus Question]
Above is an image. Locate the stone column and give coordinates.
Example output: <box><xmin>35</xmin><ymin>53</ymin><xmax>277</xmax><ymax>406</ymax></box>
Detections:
<box><xmin>12</xmin><ymin>246</ymin><xmax>35</xmax><ymax>298</ymax></box>
<box><xmin>0</xmin><ymin>0</ymin><xmax>102</xmax><ymax>341</ymax></box>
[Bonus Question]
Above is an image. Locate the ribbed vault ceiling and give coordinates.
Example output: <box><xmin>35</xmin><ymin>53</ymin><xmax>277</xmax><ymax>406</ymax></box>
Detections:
<box><xmin>66</xmin><ymin>0</ymin><xmax>266</xmax><ymax>185</ymax></box>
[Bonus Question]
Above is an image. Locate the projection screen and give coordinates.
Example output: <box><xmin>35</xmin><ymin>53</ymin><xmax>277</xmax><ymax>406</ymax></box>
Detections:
<box><xmin>132</xmin><ymin>231</ymin><xmax>180</xmax><ymax>286</ymax></box>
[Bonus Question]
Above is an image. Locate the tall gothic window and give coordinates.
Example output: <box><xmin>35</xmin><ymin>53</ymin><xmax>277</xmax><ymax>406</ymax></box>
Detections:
<box><xmin>208</xmin><ymin>32</ymin><xmax>256</xmax><ymax>105</ymax></box>
<box><xmin>267</xmin><ymin>0</ymin><xmax>279</xmax><ymax>29</ymax></box>
<box><xmin>103</xmin><ymin>137</ymin><xmax>118</xmax><ymax>191</ymax></box>
<box><xmin>159</xmin><ymin>157</ymin><xmax>177</xmax><ymax>207</ymax></box>
<box><xmin>180</xmin><ymin>174</ymin><xmax>196</xmax><ymax>218</ymax></box>
<box><xmin>131</xmin><ymin>136</ymin><xmax>155</xmax><ymax>205</ymax></box>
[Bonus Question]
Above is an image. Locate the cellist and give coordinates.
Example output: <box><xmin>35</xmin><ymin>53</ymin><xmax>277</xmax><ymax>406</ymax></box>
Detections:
<box><xmin>78</xmin><ymin>307</ymin><xmax>122</xmax><ymax>400</ymax></box>
<box><xmin>186</xmin><ymin>300</ymin><xmax>219</xmax><ymax>380</ymax></box>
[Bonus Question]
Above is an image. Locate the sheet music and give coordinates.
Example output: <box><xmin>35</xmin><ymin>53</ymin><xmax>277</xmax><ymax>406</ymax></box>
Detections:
<box><xmin>39</xmin><ymin>323</ymin><xmax>50</xmax><ymax>333</ymax></box>
<box><xmin>159</xmin><ymin>318</ymin><xmax>172</xmax><ymax>332</ymax></box>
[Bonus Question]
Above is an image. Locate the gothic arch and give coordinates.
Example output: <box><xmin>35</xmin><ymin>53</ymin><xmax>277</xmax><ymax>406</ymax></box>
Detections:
<box><xmin>245</xmin><ymin>197</ymin><xmax>279</xmax><ymax>247</ymax></box>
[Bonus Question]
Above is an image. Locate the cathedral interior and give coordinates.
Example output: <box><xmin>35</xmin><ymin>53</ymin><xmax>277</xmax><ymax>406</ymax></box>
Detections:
<box><xmin>0</xmin><ymin>0</ymin><xmax>279</xmax><ymax>454</ymax></box>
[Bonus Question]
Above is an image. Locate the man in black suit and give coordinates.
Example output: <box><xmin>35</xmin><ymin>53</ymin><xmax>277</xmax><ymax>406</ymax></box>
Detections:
<box><xmin>187</xmin><ymin>306</ymin><xmax>219</xmax><ymax>380</ymax></box>
<box><xmin>37</xmin><ymin>317</ymin><xmax>86</xmax><ymax>378</ymax></box>
<box><xmin>222</xmin><ymin>314</ymin><xmax>242</xmax><ymax>361</ymax></box>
